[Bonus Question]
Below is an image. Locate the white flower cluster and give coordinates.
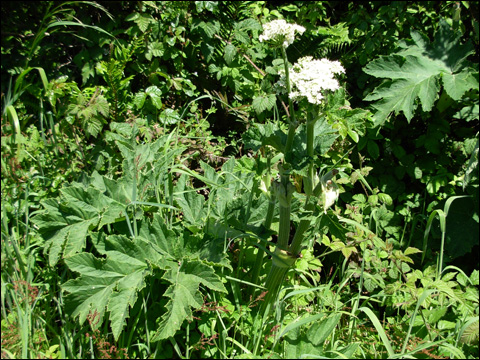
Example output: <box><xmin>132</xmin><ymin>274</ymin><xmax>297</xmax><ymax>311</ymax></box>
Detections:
<box><xmin>259</xmin><ymin>19</ymin><xmax>305</xmax><ymax>48</ymax></box>
<box><xmin>278</xmin><ymin>56</ymin><xmax>345</xmax><ymax>105</ymax></box>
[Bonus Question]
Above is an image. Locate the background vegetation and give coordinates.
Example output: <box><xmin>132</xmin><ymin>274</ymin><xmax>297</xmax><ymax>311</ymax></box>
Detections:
<box><xmin>1</xmin><ymin>1</ymin><xmax>478</xmax><ymax>358</ymax></box>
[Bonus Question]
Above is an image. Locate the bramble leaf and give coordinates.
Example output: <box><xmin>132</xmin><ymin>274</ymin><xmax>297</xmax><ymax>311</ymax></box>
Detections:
<box><xmin>252</xmin><ymin>94</ymin><xmax>276</xmax><ymax>115</ymax></box>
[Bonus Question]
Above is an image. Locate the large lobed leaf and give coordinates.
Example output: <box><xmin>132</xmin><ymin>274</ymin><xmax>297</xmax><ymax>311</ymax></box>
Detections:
<box><xmin>62</xmin><ymin>213</ymin><xmax>229</xmax><ymax>342</ymax></box>
<box><xmin>363</xmin><ymin>20</ymin><xmax>477</xmax><ymax>126</ymax></box>
<box><xmin>62</xmin><ymin>234</ymin><xmax>164</xmax><ymax>340</ymax></box>
<box><xmin>32</xmin><ymin>182</ymin><xmax>126</xmax><ymax>266</ymax></box>
<box><xmin>151</xmin><ymin>260</ymin><xmax>227</xmax><ymax>341</ymax></box>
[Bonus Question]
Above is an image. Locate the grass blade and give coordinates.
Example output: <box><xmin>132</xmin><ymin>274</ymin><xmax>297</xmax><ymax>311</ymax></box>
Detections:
<box><xmin>358</xmin><ymin>306</ymin><xmax>394</xmax><ymax>357</ymax></box>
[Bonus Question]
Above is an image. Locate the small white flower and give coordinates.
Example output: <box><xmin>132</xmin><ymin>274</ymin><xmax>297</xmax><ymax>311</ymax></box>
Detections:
<box><xmin>277</xmin><ymin>56</ymin><xmax>345</xmax><ymax>105</ymax></box>
<box><xmin>259</xmin><ymin>19</ymin><xmax>305</xmax><ymax>48</ymax></box>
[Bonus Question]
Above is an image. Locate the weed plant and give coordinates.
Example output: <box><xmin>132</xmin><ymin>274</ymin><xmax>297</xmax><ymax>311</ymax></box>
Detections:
<box><xmin>1</xmin><ymin>1</ymin><xmax>478</xmax><ymax>359</ymax></box>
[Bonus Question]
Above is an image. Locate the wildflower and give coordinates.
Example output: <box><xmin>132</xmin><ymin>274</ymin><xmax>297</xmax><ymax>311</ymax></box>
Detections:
<box><xmin>277</xmin><ymin>56</ymin><xmax>345</xmax><ymax>105</ymax></box>
<box><xmin>259</xmin><ymin>19</ymin><xmax>305</xmax><ymax>48</ymax></box>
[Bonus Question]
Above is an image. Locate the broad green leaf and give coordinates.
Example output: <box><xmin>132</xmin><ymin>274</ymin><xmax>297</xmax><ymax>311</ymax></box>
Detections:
<box><xmin>146</xmin><ymin>86</ymin><xmax>163</xmax><ymax>109</ymax></box>
<box><xmin>196</xmin><ymin>20</ymin><xmax>220</xmax><ymax>38</ymax></box>
<box><xmin>62</xmin><ymin>235</ymin><xmax>160</xmax><ymax>340</ymax></box>
<box><xmin>313</xmin><ymin>117</ymin><xmax>339</xmax><ymax>156</ymax></box>
<box><xmin>32</xmin><ymin>185</ymin><xmax>113</xmax><ymax>266</ymax></box>
<box><xmin>378</xmin><ymin>193</ymin><xmax>393</xmax><ymax>206</ymax></box>
<box><xmin>134</xmin><ymin>92</ymin><xmax>147</xmax><ymax>109</ymax></box>
<box><xmin>367</xmin><ymin>140</ymin><xmax>380</xmax><ymax>159</ymax></box>
<box><xmin>364</xmin><ymin>57</ymin><xmax>441</xmax><ymax>124</ymax></box>
<box><xmin>426</xmin><ymin>306</ymin><xmax>448</xmax><ymax>324</ymax></box>
<box><xmin>151</xmin><ymin>260</ymin><xmax>227</xmax><ymax>341</ymax></box>
<box><xmin>134</xmin><ymin>13</ymin><xmax>154</xmax><ymax>33</ymax></box>
<box><xmin>159</xmin><ymin>108</ymin><xmax>180</xmax><ymax>125</ymax></box>
<box><xmin>234</xmin><ymin>19</ymin><xmax>262</xmax><ymax>44</ymax></box>
<box><xmin>404</xmin><ymin>247</ymin><xmax>422</xmax><ymax>256</ymax></box>
<box><xmin>307</xmin><ymin>313</ymin><xmax>342</xmax><ymax>346</ymax></box>
<box><xmin>224</xmin><ymin>44</ymin><xmax>236</xmax><ymax>65</ymax></box>
<box><xmin>442</xmin><ymin>68</ymin><xmax>479</xmax><ymax>101</ymax></box>
<box><xmin>364</xmin><ymin>20</ymin><xmax>476</xmax><ymax>126</ymax></box>
<box><xmin>471</xmin><ymin>270</ymin><xmax>479</xmax><ymax>286</ymax></box>
<box><xmin>146</xmin><ymin>41</ymin><xmax>164</xmax><ymax>61</ymax></box>
<box><xmin>460</xmin><ymin>317</ymin><xmax>479</xmax><ymax>345</ymax></box>
<box><xmin>174</xmin><ymin>175</ymin><xmax>206</xmax><ymax>232</ymax></box>
<box><xmin>139</xmin><ymin>214</ymin><xmax>232</xmax><ymax>269</ymax></box>
<box><xmin>138</xmin><ymin>213</ymin><xmax>181</xmax><ymax>260</ymax></box>
<box><xmin>252</xmin><ymin>94</ymin><xmax>276</xmax><ymax>115</ymax></box>
<box><xmin>283</xmin><ymin>314</ymin><xmax>326</xmax><ymax>358</ymax></box>
<box><xmin>242</xmin><ymin>122</ymin><xmax>286</xmax><ymax>153</ymax></box>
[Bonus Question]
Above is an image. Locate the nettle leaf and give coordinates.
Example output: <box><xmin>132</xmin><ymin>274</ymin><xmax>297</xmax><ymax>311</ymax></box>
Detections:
<box><xmin>364</xmin><ymin>19</ymin><xmax>476</xmax><ymax>126</ymax></box>
<box><xmin>151</xmin><ymin>259</ymin><xmax>227</xmax><ymax>341</ymax></box>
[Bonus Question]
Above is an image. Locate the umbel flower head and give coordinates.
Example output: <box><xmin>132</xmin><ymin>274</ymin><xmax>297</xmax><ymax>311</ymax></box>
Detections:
<box><xmin>259</xmin><ymin>19</ymin><xmax>305</xmax><ymax>48</ymax></box>
<box><xmin>277</xmin><ymin>56</ymin><xmax>345</xmax><ymax>105</ymax></box>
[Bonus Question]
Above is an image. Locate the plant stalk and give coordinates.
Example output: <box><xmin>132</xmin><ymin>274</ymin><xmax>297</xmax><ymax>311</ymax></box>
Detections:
<box><xmin>281</xmin><ymin>46</ymin><xmax>298</xmax><ymax>162</ymax></box>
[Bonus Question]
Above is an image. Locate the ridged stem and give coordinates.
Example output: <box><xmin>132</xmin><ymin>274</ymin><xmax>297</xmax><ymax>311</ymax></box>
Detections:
<box><xmin>281</xmin><ymin>46</ymin><xmax>298</xmax><ymax>163</ymax></box>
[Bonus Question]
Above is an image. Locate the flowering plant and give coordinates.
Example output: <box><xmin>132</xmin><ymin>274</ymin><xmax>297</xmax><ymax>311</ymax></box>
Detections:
<box><xmin>253</xmin><ymin>19</ymin><xmax>346</xmax><ymax>314</ymax></box>
<box><xmin>258</xmin><ymin>19</ymin><xmax>305</xmax><ymax>48</ymax></box>
<box><xmin>277</xmin><ymin>56</ymin><xmax>345</xmax><ymax>105</ymax></box>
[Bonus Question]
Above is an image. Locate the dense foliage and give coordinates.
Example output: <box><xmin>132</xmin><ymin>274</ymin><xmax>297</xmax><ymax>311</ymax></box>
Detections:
<box><xmin>1</xmin><ymin>1</ymin><xmax>478</xmax><ymax>359</ymax></box>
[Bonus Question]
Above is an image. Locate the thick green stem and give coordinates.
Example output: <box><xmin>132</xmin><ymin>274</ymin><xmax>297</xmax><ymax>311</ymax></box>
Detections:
<box><xmin>284</xmin><ymin>125</ymin><xmax>297</xmax><ymax>163</ymax></box>
<box><xmin>250</xmin><ymin>194</ymin><xmax>275</xmax><ymax>288</ymax></box>
<box><xmin>304</xmin><ymin>114</ymin><xmax>316</xmax><ymax>196</ymax></box>
<box><xmin>289</xmin><ymin>169</ymin><xmax>338</xmax><ymax>257</ymax></box>
<box><xmin>260</xmin><ymin>168</ymin><xmax>295</xmax><ymax>312</ymax></box>
<box><xmin>277</xmin><ymin>201</ymin><xmax>291</xmax><ymax>250</ymax></box>
<box><xmin>260</xmin><ymin>264</ymin><xmax>288</xmax><ymax>315</ymax></box>
<box><xmin>288</xmin><ymin>202</ymin><xmax>315</xmax><ymax>256</ymax></box>
<box><xmin>306</xmin><ymin>111</ymin><xmax>316</xmax><ymax>157</ymax></box>
<box><xmin>276</xmin><ymin>168</ymin><xmax>294</xmax><ymax>249</ymax></box>
<box><xmin>260</xmin><ymin>248</ymin><xmax>296</xmax><ymax>315</ymax></box>
<box><xmin>281</xmin><ymin>46</ymin><xmax>298</xmax><ymax>162</ymax></box>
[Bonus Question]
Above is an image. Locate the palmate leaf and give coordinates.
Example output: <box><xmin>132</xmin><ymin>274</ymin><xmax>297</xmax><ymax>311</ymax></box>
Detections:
<box><xmin>364</xmin><ymin>20</ymin><xmax>477</xmax><ymax>127</ymax></box>
<box><xmin>174</xmin><ymin>174</ymin><xmax>206</xmax><ymax>232</ymax></box>
<box><xmin>32</xmin><ymin>183</ymin><xmax>125</xmax><ymax>266</ymax></box>
<box><xmin>63</xmin><ymin>214</ymin><xmax>229</xmax><ymax>342</ymax></box>
<box><xmin>364</xmin><ymin>56</ymin><xmax>443</xmax><ymax>125</ymax></box>
<box><xmin>62</xmin><ymin>235</ymin><xmax>164</xmax><ymax>340</ymax></box>
<box><xmin>151</xmin><ymin>260</ymin><xmax>227</xmax><ymax>341</ymax></box>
